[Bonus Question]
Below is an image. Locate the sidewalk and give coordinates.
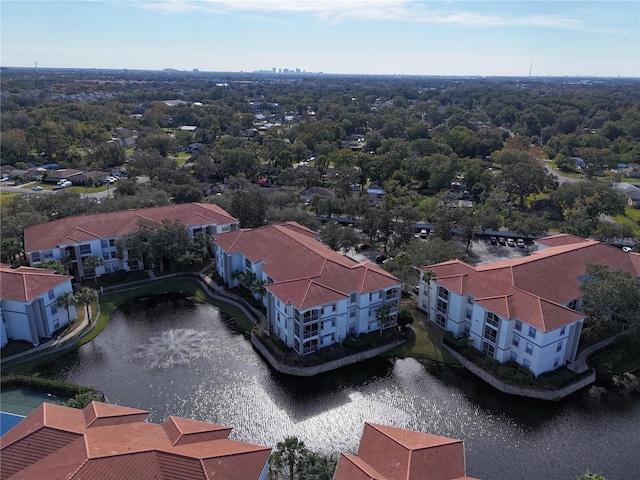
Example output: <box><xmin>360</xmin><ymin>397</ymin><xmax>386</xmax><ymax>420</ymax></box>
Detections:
<box><xmin>2</xmin><ymin>306</ymin><xmax>96</xmax><ymax>367</ymax></box>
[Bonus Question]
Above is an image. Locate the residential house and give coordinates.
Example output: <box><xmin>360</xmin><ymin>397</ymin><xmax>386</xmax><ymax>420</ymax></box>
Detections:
<box><xmin>367</xmin><ymin>183</ymin><xmax>386</xmax><ymax>203</ymax></box>
<box><xmin>418</xmin><ymin>234</ymin><xmax>640</xmax><ymax>377</ymax></box>
<box><xmin>0</xmin><ymin>401</ymin><xmax>270</xmax><ymax>480</ymax></box>
<box><xmin>298</xmin><ymin>186</ymin><xmax>336</xmax><ymax>204</ymax></box>
<box><xmin>614</xmin><ymin>182</ymin><xmax>640</xmax><ymax>208</ymax></box>
<box><xmin>24</xmin><ymin>203</ymin><xmax>239</xmax><ymax>282</ymax></box>
<box><xmin>45</xmin><ymin>168</ymin><xmax>85</xmax><ymax>184</ymax></box>
<box><xmin>334</xmin><ymin>422</ymin><xmax>479</xmax><ymax>480</ymax></box>
<box><xmin>0</xmin><ymin>265</ymin><xmax>75</xmax><ymax>347</ymax></box>
<box><xmin>214</xmin><ymin>222</ymin><xmax>402</xmax><ymax>356</ymax></box>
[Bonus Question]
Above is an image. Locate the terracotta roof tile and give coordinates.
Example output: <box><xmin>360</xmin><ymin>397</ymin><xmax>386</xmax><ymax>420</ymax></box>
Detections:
<box><xmin>334</xmin><ymin>423</ymin><xmax>471</xmax><ymax>480</ymax></box>
<box><xmin>421</xmin><ymin>236</ymin><xmax>638</xmax><ymax>332</ymax></box>
<box><xmin>24</xmin><ymin>203</ymin><xmax>238</xmax><ymax>252</ymax></box>
<box><xmin>0</xmin><ymin>402</ymin><xmax>270</xmax><ymax>480</ymax></box>
<box><xmin>0</xmin><ymin>265</ymin><xmax>73</xmax><ymax>302</ymax></box>
<box><xmin>334</xmin><ymin>453</ymin><xmax>387</xmax><ymax>480</ymax></box>
<box><xmin>163</xmin><ymin>416</ymin><xmax>232</xmax><ymax>446</ymax></box>
<box><xmin>83</xmin><ymin>401</ymin><xmax>149</xmax><ymax>427</ymax></box>
<box><xmin>217</xmin><ymin>223</ymin><xmax>401</xmax><ymax>309</ymax></box>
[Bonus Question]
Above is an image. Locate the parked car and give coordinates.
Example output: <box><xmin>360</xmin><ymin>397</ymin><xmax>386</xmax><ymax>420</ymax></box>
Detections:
<box><xmin>498</xmin><ymin>237</ymin><xmax>506</xmax><ymax>246</ymax></box>
<box><xmin>490</xmin><ymin>236</ymin><xmax>497</xmax><ymax>245</ymax></box>
<box><xmin>32</xmin><ymin>185</ymin><xmax>43</xmax><ymax>191</ymax></box>
<box><xmin>517</xmin><ymin>238</ymin><xmax>526</xmax><ymax>248</ymax></box>
<box><xmin>507</xmin><ymin>238</ymin><xmax>516</xmax><ymax>247</ymax></box>
<box><xmin>420</xmin><ymin>229</ymin><xmax>428</xmax><ymax>239</ymax></box>
<box><xmin>622</xmin><ymin>246</ymin><xmax>633</xmax><ymax>253</ymax></box>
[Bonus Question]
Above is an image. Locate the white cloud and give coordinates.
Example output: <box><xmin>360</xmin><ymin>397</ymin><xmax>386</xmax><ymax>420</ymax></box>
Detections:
<box><xmin>136</xmin><ymin>0</ymin><xmax>585</xmax><ymax>29</ymax></box>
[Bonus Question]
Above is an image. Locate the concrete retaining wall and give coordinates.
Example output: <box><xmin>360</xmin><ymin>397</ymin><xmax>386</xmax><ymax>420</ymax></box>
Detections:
<box><xmin>443</xmin><ymin>346</ymin><xmax>596</xmax><ymax>401</ymax></box>
<box><xmin>251</xmin><ymin>332</ymin><xmax>405</xmax><ymax>377</ymax></box>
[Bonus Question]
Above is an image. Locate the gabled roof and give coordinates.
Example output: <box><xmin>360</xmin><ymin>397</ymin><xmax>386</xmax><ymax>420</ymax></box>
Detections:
<box><xmin>0</xmin><ymin>265</ymin><xmax>73</xmax><ymax>302</ymax></box>
<box><xmin>215</xmin><ymin>223</ymin><xmax>401</xmax><ymax>309</ymax></box>
<box><xmin>334</xmin><ymin>422</ymin><xmax>478</xmax><ymax>480</ymax></box>
<box><xmin>0</xmin><ymin>402</ymin><xmax>270</xmax><ymax>480</ymax></box>
<box><xmin>24</xmin><ymin>203</ymin><xmax>238</xmax><ymax>252</ymax></box>
<box><xmin>421</xmin><ymin>234</ymin><xmax>640</xmax><ymax>332</ymax></box>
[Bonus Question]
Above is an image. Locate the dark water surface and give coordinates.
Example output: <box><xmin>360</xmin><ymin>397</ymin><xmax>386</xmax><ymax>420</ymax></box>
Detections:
<box><xmin>40</xmin><ymin>297</ymin><xmax>640</xmax><ymax>480</ymax></box>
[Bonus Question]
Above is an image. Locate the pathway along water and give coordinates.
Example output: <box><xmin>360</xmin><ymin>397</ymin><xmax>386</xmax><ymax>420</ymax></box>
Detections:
<box><xmin>39</xmin><ymin>295</ymin><xmax>639</xmax><ymax>480</ymax></box>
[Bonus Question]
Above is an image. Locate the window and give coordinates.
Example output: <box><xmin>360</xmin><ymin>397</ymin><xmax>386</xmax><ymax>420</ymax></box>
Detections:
<box><xmin>101</xmin><ymin>239</ymin><xmax>109</xmax><ymax>248</ymax></box>
<box><xmin>79</xmin><ymin>244</ymin><xmax>91</xmax><ymax>255</ymax></box>
<box><xmin>515</xmin><ymin>320</ymin><xmax>522</xmax><ymax>331</ymax></box>
<box><xmin>349</xmin><ymin>307</ymin><xmax>356</xmax><ymax>318</ymax></box>
<box><xmin>48</xmin><ymin>289</ymin><xmax>55</xmax><ymax>301</ymax></box>
<box><xmin>43</xmin><ymin>250</ymin><xmax>54</xmax><ymax>259</ymax></box>
<box><xmin>244</xmin><ymin>258</ymin><xmax>251</xmax><ymax>268</ymax></box>
<box><xmin>510</xmin><ymin>351</ymin><xmax>517</xmax><ymax>361</ymax></box>
<box><xmin>385</xmin><ymin>289</ymin><xmax>398</xmax><ymax>300</ymax></box>
<box><xmin>466</xmin><ymin>309</ymin><xmax>472</xmax><ymax>320</ymax></box>
<box><xmin>481</xmin><ymin>341</ymin><xmax>495</xmax><ymax>357</ymax></box>
<box><xmin>560</xmin><ymin>326</ymin><xmax>566</xmax><ymax>335</ymax></box>
<box><xmin>32</xmin><ymin>252</ymin><xmax>41</xmax><ymax>263</ymax></box>
<box><xmin>512</xmin><ymin>335</ymin><xmax>520</xmax><ymax>347</ymax></box>
<box><xmin>437</xmin><ymin>286</ymin><xmax>449</xmax><ymax>300</ymax></box>
<box><xmin>50</xmin><ymin>305</ymin><xmax>57</xmax><ymax>315</ymax></box>
<box><xmin>53</xmin><ymin>319</ymin><xmax>60</xmax><ymax>329</ymax></box>
<box><xmin>525</xmin><ymin>342</ymin><xmax>533</xmax><ymax>355</ymax></box>
<box><xmin>486</xmin><ymin>312</ymin><xmax>499</xmax><ymax>328</ymax></box>
<box><xmin>556</xmin><ymin>341</ymin><xmax>562</xmax><ymax>352</ymax></box>
<box><xmin>528</xmin><ymin>326</ymin><xmax>537</xmax><ymax>339</ymax></box>
<box><xmin>350</xmin><ymin>293</ymin><xmax>357</xmax><ymax>304</ymax></box>
<box><xmin>436</xmin><ymin>298</ymin><xmax>448</xmax><ymax>314</ymax></box>
<box><xmin>554</xmin><ymin>357</ymin><xmax>560</xmax><ymax>367</ymax></box>
<box><xmin>435</xmin><ymin>313</ymin><xmax>446</xmax><ymax>328</ymax></box>
<box><xmin>483</xmin><ymin>325</ymin><xmax>497</xmax><ymax>343</ymax></box>
<box><xmin>102</xmin><ymin>252</ymin><xmax>111</xmax><ymax>260</ymax></box>
<box><xmin>567</xmin><ymin>299</ymin><xmax>578</xmax><ymax>310</ymax></box>
<box><xmin>523</xmin><ymin>359</ymin><xmax>531</xmax><ymax>369</ymax></box>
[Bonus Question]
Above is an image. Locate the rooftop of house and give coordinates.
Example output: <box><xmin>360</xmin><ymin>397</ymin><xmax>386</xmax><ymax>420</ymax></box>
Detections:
<box><xmin>420</xmin><ymin>234</ymin><xmax>640</xmax><ymax>332</ymax></box>
<box><xmin>333</xmin><ymin>422</ymin><xmax>479</xmax><ymax>480</ymax></box>
<box><xmin>0</xmin><ymin>402</ymin><xmax>271</xmax><ymax>480</ymax></box>
<box><xmin>214</xmin><ymin>222</ymin><xmax>401</xmax><ymax>309</ymax></box>
<box><xmin>24</xmin><ymin>203</ymin><xmax>238</xmax><ymax>253</ymax></box>
<box><xmin>0</xmin><ymin>265</ymin><xmax>73</xmax><ymax>303</ymax></box>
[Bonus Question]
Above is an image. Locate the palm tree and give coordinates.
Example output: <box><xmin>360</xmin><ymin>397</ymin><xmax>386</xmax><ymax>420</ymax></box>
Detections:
<box><xmin>249</xmin><ymin>277</ymin><xmax>266</xmax><ymax>301</ymax></box>
<box><xmin>74</xmin><ymin>287</ymin><xmax>98</xmax><ymax>324</ymax></box>
<box><xmin>270</xmin><ymin>437</ymin><xmax>309</xmax><ymax>480</ymax></box>
<box><xmin>82</xmin><ymin>255</ymin><xmax>104</xmax><ymax>284</ymax></box>
<box><xmin>376</xmin><ymin>304</ymin><xmax>392</xmax><ymax>332</ymax></box>
<box><xmin>421</xmin><ymin>270</ymin><xmax>436</xmax><ymax>322</ymax></box>
<box><xmin>57</xmin><ymin>291</ymin><xmax>76</xmax><ymax>322</ymax></box>
<box><xmin>299</xmin><ymin>452</ymin><xmax>337</xmax><ymax>480</ymax></box>
<box><xmin>1</xmin><ymin>237</ymin><xmax>25</xmax><ymax>267</ymax></box>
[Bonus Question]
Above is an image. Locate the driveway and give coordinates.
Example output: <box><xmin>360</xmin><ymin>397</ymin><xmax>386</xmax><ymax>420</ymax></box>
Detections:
<box><xmin>542</xmin><ymin>160</ymin><xmax>582</xmax><ymax>184</ymax></box>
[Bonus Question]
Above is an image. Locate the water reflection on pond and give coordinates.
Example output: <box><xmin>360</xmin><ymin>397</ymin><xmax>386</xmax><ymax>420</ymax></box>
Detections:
<box><xmin>40</xmin><ymin>296</ymin><xmax>640</xmax><ymax>480</ymax></box>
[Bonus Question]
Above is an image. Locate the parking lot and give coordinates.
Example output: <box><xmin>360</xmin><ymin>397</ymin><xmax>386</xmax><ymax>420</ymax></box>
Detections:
<box><xmin>470</xmin><ymin>237</ymin><xmax>533</xmax><ymax>265</ymax></box>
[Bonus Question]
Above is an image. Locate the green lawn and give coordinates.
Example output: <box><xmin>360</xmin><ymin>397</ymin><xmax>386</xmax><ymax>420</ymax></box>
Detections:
<box><xmin>383</xmin><ymin>298</ymin><xmax>459</xmax><ymax>366</ymax></box>
<box><xmin>612</xmin><ymin>208</ymin><xmax>640</xmax><ymax>234</ymax></box>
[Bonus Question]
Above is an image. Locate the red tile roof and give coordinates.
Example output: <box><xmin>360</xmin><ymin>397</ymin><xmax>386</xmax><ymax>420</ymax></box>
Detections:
<box><xmin>0</xmin><ymin>265</ymin><xmax>73</xmax><ymax>302</ymax></box>
<box><xmin>0</xmin><ymin>402</ymin><xmax>270</xmax><ymax>480</ymax></box>
<box><xmin>334</xmin><ymin>423</ymin><xmax>478</xmax><ymax>480</ymax></box>
<box><xmin>24</xmin><ymin>203</ymin><xmax>238</xmax><ymax>252</ymax></box>
<box><xmin>215</xmin><ymin>223</ymin><xmax>401</xmax><ymax>309</ymax></box>
<box><xmin>421</xmin><ymin>235</ymin><xmax>640</xmax><ymax>332</ymax></box>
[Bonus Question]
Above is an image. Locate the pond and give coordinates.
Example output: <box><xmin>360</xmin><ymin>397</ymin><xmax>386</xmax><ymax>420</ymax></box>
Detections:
<box><xmin>39</xmin><ymin>295</ymin><xmax>640</xmax><ymax>480</ymax></box>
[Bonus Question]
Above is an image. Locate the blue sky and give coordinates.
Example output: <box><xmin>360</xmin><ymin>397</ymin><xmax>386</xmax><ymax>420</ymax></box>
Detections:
<box><xmin>2</xmin><ymin>1</ymin><xmax>638</xmax><ymax>77</ymax></box>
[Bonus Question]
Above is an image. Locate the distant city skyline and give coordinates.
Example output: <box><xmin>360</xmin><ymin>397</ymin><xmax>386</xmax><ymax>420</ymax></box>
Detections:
<box><xmin>1</xmin><ymin>1</ymin><xmax>638</xmax><ymax>78</ymax></box>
